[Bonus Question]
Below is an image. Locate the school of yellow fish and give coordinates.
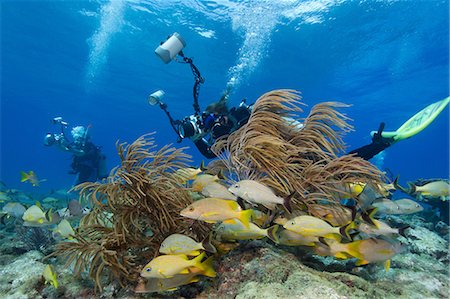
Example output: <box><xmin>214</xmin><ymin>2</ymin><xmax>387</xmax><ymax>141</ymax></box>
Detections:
<box><xmin>136</xmin><ymin>165</ymin><xmax>449</xmax><ymax>293</ymax></box>
<box><xmin>3</xmin><ymin>167</ymin><xmax>448</xmax><ymax>293</ymax></box>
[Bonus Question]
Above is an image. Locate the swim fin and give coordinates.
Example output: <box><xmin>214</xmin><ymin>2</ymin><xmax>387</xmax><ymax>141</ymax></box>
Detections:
<box><xmin>370</xmin><ymin>96</ymin><xmax>450</xmax><ymax>141</ymax></box>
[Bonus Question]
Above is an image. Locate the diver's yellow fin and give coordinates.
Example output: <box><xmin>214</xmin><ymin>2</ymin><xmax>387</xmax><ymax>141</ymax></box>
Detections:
<box><xmin>371</xmin><ymin>97</ymin><xmax>450</xmax><ymax>141</ymax></box>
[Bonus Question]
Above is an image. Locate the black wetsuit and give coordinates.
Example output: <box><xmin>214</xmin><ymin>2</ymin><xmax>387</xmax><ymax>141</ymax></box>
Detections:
<box><xmin>70</xmin><ymin>141</ymin><xmax>105</xmax><ymax>185</ymax></box>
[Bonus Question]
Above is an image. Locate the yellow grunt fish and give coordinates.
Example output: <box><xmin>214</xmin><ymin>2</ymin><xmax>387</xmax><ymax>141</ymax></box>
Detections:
<box><xmin>267</xmin><ymin>225</ymin><xmax>318</xmax><ymax>246</ymax></box>
<box><xmin>215</xmin><ymin>219</ymin><xmax>270</xmax><ymax>241</ymax></box>
<box><xmin>159</xmin><ymin>233</ymin><xmax>216</xmax><ymax>256</ymax></box>
<box><xmin>411</xmin><ymin>181</ymin><xmax>450</xmax><ymax>198</ymax></box>
<box><xmin>141</xmin><ymin>252</ymin><xmax>206</xmax><ymax>279</ymax></box>
<box><xmin>180</xmin><ymin>198</ymin><xmax>253</xmax><ymax>228</ymax></box>
<box><xmin>172</xmin><ymin>162</ymin><xmax>206</xmax><ymax>184</ymax></box>
<box><xmin>283</xmin><ymin>215</ymin><xmax>355</xmax><ymax>240</ymax></box>
<box><xmin>135</xmin><ymin>257</ymin><xmax>215</xmax><ymax>293</ymax></box>
<box><xmin>192</xmin><ymin>173</ymin><xmax>222</xmax><ymax>192</ymax></box>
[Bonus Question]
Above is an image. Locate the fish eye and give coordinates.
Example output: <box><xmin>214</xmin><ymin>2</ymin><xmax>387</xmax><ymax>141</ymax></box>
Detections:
<box><xmin>145</xmin><ymin>267</ymin><xmax>151</xmax><ymax>272</ymax></box>
<box><xmin>189</xmin><ymin>206</ymin><xmax>195</xmax><ymax>212</ymax></box>
<box><xmin>234</xmin><ymin>184</ymin><xmax>239</xmax><ymax>189</ymax></box>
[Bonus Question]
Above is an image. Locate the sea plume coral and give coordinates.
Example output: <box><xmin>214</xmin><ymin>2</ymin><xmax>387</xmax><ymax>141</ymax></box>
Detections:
<box><xmin>212</xmin><ymin>89</ymin><xmax>385</xmax><ymax>212</ymax></box>
<box><xmin>50</xmin><ymin>134</ymin><xmax>210</xmax><ymax>292</ymax></box>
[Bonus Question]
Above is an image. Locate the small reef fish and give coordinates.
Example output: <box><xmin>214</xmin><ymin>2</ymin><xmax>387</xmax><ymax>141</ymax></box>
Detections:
<box><xmin>393</xmin><ymin>198</ymin><xmax>424</xmax><ymax>214</ymax></box>
<box><xmin>309</xmin><ymin>205</ymin><xmax>355</xmax><ymax>227</ymax></box>
<box><xmin>215</xmin><ymin>219</ymin><xmax>269</xmax><ymax>241</ymax></box>
<box><xmin>2</xmin><ymin>202</ymin><xmax>26</xmax><ymax>218</ymax></box>
<box><xmin>136</xmin><ymin>257</ymin><xmax>215</xmax><ymax>293</ymax></box>
<box><xmin>372</xmin><ymin>198</ymin><xmax>423</xmax><ymax>215</ymax></box>
<box><xmin>20</xmin><ymin>171</ymin><xmax>46</xmax><ymax>187</ymax></box>
<box><xmin>68</xmin><ymin>199</ymin><xmax>83</xmax><ymax>217</ymax></box>
<box><xmin>313</xmin><ymin>238</ymin><xmax>362</xmax><ymax>260</ymax></box>
<box><xmin>172</xmin><ymin>162</ymin><xmax>206</xmax><ymax>184</ymax></box>
<box><xmin>228</xmin><ymin>180</ymin><xmax>292</xmax><ymax>212</ymax></box>
<box><xmin>283</xmin><ymin>215</ymin><xmax>354</xmax><ymax>240</ymax></box>
<box><xmin>141</xmin><ymin>252</ymin><xmax>207</xmax><ymax>279</ymax></box>
<box><xmin>0</xmin><ymin>191</ymin><xmax>11</xmax><ymax>203</ymax></box>
<box><xmin>22</xmin><ymin>205</ymin><xmax>52</xmax><ymax>226</ymax></box>
<box><xmin>316</xmin><ymin>237</ymin><xmax>404</xmax><ymax>271</ymax></box>
<box><xmin>42</xmin><ymin>197</ymin><xmax>59</xmax><ymax>204</ymax></box>
<box><xmin>202</xmin><ymin>182</ymin><xmax>236</xmax><ymax>201</ymax></box>
<box><xmin>267</xmin><ymin>225</ymin><xmax>318</xmax><ymax>246</ymax></box>
<box><xmin>43</xmin><ymin>265</ymin><xmax>59</xmax><ymax>288</ymax></box>
<box><xmin>273</xmin><ymin>210</ymin><xmax>308</xmax><ymax>226</ymax></box>
<box><xmin>409</xmin><ymin>180</ymin><xmax>450</xmax><ymax>198</ymax></box>
<box><xmin>53</xmin><ymin>219</ymin><xmax>75</xmax><ymax>239</ymax></box>
<box><xmin>180</xmin><ymin>198</ymin><xmax>253</xmax><ymax>228</ymax></box>
<box><xmin>191</xmin><ymin>173</ymin><xmax>222</xmax><ymax>192</ymax></box>
<box><xmin>358</xmin><ymin>219</ymin><xmax>409</xmax><ymax>237</ymax></box>
<box><xmin>352</xmin><ymin>238</ymin><xmax>404</xmax><ymax>271</ymax></box>
<box><xmin>159</xmin><ymin>233</ymin><xmax>216</xmax><ymax>256</ymax></box>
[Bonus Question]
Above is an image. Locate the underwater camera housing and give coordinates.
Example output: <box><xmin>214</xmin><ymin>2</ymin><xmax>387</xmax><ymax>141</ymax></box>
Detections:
<box><xmin>52</xmin><ymin>117</ymin><xmax>68</xmax><ymax>127</ymax></box>
<box><xmin>155</xmin><ymin>32</ymin><xmax>186</xmax><ymax>64</ymax></box>
<box><xmin>178</xmin><ymin>114</ymin><xmax>204</xmax><ymax>139</ymax></box>
<box><xmin>148</xmin><ymin>90</ymin><xmax>165</xmax><ymax>106</ymax></box>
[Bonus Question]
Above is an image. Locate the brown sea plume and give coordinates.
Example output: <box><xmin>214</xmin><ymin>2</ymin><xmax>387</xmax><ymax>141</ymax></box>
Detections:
<box><xmin>212</xmin><ymin>89</ymin><xmax>385</xmax><ymax>213</ymax></box>
<box><xmin>50</xmin><ymin>134</ymin><xmax>210</xmax><ymax>292</ymax></box>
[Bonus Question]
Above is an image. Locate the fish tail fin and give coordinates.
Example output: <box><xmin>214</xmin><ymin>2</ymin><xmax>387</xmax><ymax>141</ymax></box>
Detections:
<box><xmin>191</xmin><ymin>252</ymin><xmax>206</xmax><ymax>271</ymax></box>
<box><xmin>201</xmin><ymin>233</ymin><xmax>217</xmax><ymax>254</ymax></box>
<box><xmin>45</xmin><ymin>208</ymin><xmax>53</xmax><ymax>223</ymax></box>
<box><xmin>217</xmin><ymin>169</ymin><xmax>225</xmax><ymax>180</ymax></box>
<box><xmin>0</xmin><ymin>214</ymin><xmax>6</xmax><ymax>225</ymax></box>
<box><xmin>266</xmin><ymin>225</ymin><xmax>280</xmax><ymax>243</ymax></box>
<box><xmin>407</xmin><ymin>182</ymin><xmax>417</xmax><ymax>194</ymax></box>
<box><xmin>239</xmin><ymin>209</ymin><xmax>253</xmax><ymax>229</ymax></box>
<box><xmin>361</xmin><ymin>207</ymin><xmax>378</xmax><ymax>227</ymax></box>
<box><xmin>284</xmin><ymin>192</ymin><xmax>295</xmax><ymax>213</ymax></box>
<box><xmin>20</xmin><ymin>171</ymin><xmax>29</xmax><ymax>182</ymax></box>
<box><xmin>346</xmin><ymin>240</ymin><xmax>364</xmax><ymax>260</ymax></box>
<box><xmin>398</xmin><ymin>225</ymin><xmax>410</xmax><ymax>238</ymax></box>
<box><xmin>52</xmin><ymin>276</ymin><xmax>59</xmax><ymax>289</ymax></box>
<box><xmin>384</xmin><ymin>259</ymin><xmax>391</xmax><ymax>272</ymax></box>
<box><xmin>200</xmin><ymin>160</ymin><xmax>207</xmax><ymax>172</ymax></box>
<box><xmin>339</xmin><ymin>221</ymin><xmax>356</xmax><ymax>241</ymax></box>
<box><xmin>393</xmin><ymin>177</ymin><xmax>411</xmax><ymax>194</ymax></box>
<box><xmin>200</xmin><ymin>256</ymin><xmax>216</xmax><ymax>277</ymax></box>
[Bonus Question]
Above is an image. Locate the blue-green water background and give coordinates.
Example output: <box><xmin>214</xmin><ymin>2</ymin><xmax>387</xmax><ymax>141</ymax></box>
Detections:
<box><xmin>1</xmin><ymin>0</ymin><xmax>449</xmax><ymax>193</ymax></box>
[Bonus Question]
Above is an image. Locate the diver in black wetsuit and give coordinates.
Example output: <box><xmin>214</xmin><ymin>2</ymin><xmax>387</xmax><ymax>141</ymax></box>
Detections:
<box><xmin>152</xmin><ymin>32</ymin><xmax>394</xmax><ymax>161</ymax></box>
<box><xmin>44</xmin><ymin>117</ymin><xmax>108</xmax><ymax>186</ymax></box>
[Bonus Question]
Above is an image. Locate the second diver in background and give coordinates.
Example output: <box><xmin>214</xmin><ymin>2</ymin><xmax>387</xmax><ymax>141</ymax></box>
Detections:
<box><xmin>44</xmin><ymin>117</ymin><xmax>108</xmax><ymax>186</ymax></box>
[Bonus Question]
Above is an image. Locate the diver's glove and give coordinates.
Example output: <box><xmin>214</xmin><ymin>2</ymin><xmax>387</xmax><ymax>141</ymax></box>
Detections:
<box><xmin>372</xmin><ymin>122</ymin><xmax>396</xmax><ymax>146</ymax></box>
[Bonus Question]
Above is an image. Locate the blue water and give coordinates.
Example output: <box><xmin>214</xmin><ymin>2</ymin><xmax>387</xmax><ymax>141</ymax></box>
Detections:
<box><xmin>1</xmin><ymin>0</ymin><xmax>448</xmax><ymax>193</ymax></box>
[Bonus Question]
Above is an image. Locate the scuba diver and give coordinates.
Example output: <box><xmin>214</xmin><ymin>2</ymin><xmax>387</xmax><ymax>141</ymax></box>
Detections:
<box><xmin>44</xmin><ymin>117</ymin><xmax>108</xmax><ymax>185</ymax></box>
<box><xmin>150</xmin><ymin>32</ymin><xmax>253</xmax><ymax>158</ymax></box>
<box><xmin>152</xmin><ymin>33</ymin><xmax>450</xmax><ymax>162</ymax></box>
